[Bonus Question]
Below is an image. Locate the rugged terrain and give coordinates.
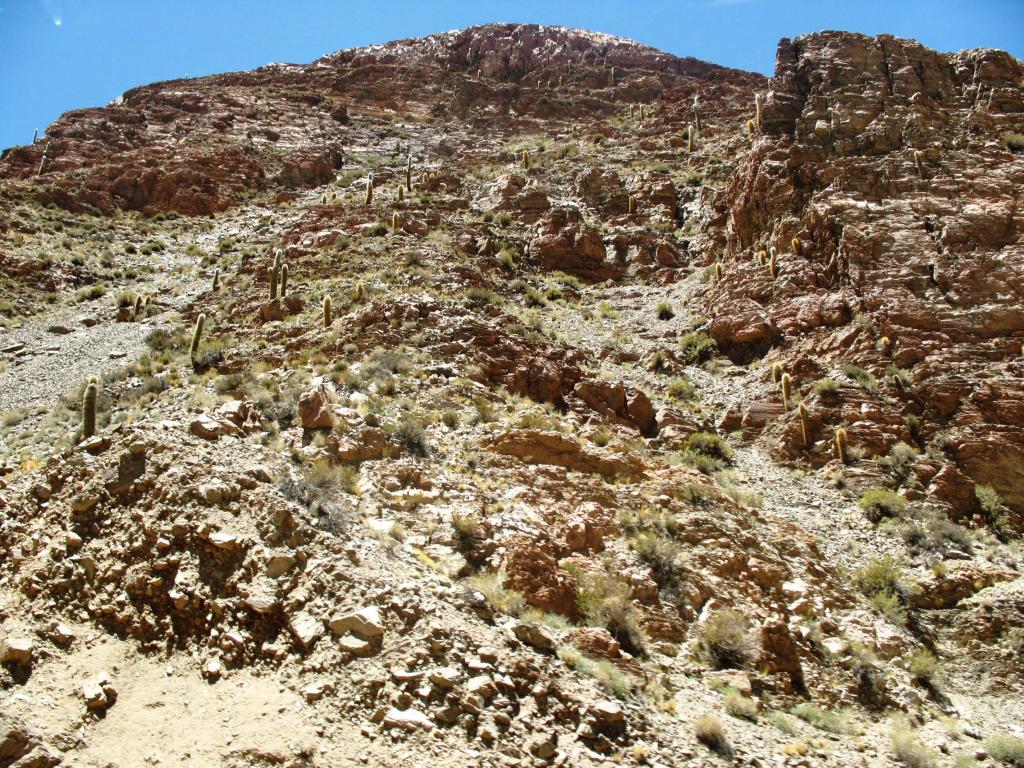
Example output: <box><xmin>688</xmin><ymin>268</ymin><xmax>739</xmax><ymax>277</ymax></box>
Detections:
<box><xmin>1</xmin><ymin>23</ymin><xmax>1023</xmax><ymax>768</ymax></box>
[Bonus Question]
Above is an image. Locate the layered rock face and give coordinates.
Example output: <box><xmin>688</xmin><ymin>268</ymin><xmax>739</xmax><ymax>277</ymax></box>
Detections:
<box><xmin>0</xmin><ymin>24</ymin><xmax>756</xmax><ymax>218</ymax></box>
<box><xmin>705</xmin><ymin>32</ymin><xmax>1024</xmax><ymax>517</ymax></box>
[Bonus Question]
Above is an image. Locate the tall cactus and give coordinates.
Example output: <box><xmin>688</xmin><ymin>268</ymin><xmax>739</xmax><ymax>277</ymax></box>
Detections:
<box><xmin>38</xmin><ymin>152</ymin><xmax>49</xmax><ymax>176</ymax></box>
<box><xmin>522</xmin><ymin>149</ymin><xmax>530</xmax><ymax>169</ymax></box>
<box><xmin>755</xmin><ymin>92</ymin><xmax>762</xmax><ymax>129</ymax></box>
<box><xmin>715</xmin><ymin>262</ymin><xmax>723</xmax><ymax>283</ymax></box>
<box><xmin>365</xmin><ymin>174</ymin><xmax>374</xmax><ymax>205</ymax></box>
<box><xmin>323</xmin><ymin>295</ymin><xmax>333</xmax><ymax>328</ymax></box>
<box><xmin>270</xmin><ymin>249</ymin><xmax>282</xmax><ymax>300</ymax></box>
<box><xmin>628</xmin><ymin>196</ymin><xmax>636</xmax><ymax>214</ymax></box>
<box><xmin>133</xmin><ymin>295</ymin><xmax>144</xmax><ymax>321</ymax></box>
<box><xmin>693</xmin><ymin>95</ymin><xmax>701</xmax><ymax>134</ymax></box>
<box><xmin>771</xmin><ymin>362</ymin><xmax>784</xmax><ymax>384</ymax></box>
<box><xmin>781</xmin><ymin>373</ymin><xmax>792</xmax><ymax>411</ymax></box>
<box><xmin>398</xmin><ymin>185</ymin><xmax>404</xmax><ymax>202</ymax></box>
<box><xmin>82</xmin><ymin>381</ymin><xmax>98</xmax><ymax>440</ymax></box>
<box><xmin>190</xmin><ymin>313</ymin><xmax>205</xmax><ymax>366</ymax></box>
<box><xmin>687</xmin><ymin>124</ymin><xmax>695</xmax><ymax>153</ymax></box>
<box><xmin>791</xmin><ymin>237</ymin><xmax>802</xmax><ymax>257</ymax></box>
<box><xmin>212</xmin><ymin>269</ymin><xmax>220</xmax><ymax>291</ymax></box>
<box><xmin>392</xmin><ymin>211</ymin><xmax>399</xmax><ymax>229</ymax></box>
<box><xmin>798</xmin><ymin>402</ymin><xmax>811</xmax><ymax>448</ymax></box>
<box><xmin>914</xmin><ymin>150</ymin><xmax>925</xmax><ymax>179</ymax></box>
<box><xmin>280</xmin><ymin>263</ymin><xmax>289</xmax><ymax>298</ymax></box>
<box><xmin>406</xmin><ymin>156</ymin><xmax>412</xmax><ymax>192</ymax></box>
<box><xmin>834</xmin><ymin>427</ymin><xmax>849</xmax><ymax>464</ymax></box>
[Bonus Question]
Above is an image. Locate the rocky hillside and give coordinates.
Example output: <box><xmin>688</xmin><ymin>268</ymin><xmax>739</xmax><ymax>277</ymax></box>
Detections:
<box><xmin>1</xmin><ymin>23</ymin><xmax>1023</xmax><ymax>768</ymax></box>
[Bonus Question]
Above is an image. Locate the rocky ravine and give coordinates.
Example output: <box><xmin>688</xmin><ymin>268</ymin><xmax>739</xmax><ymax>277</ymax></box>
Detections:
<box><xmin>1</xmin><ymin>23</ymin><xmax>1023</xmax><ymax>768</ymax></box>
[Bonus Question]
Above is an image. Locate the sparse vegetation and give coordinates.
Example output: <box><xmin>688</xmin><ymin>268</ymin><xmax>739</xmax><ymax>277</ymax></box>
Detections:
<box><xmin>858</xmin><ymin>487</ymin><xmax>907</xmax><ymax>523</ymax></box>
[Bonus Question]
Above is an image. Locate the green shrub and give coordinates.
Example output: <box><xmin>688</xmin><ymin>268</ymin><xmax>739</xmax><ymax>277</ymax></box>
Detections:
<box><xmin>724</xmin><ymin>690</ymin><xmax>758</xmax><ymax>721</ymax></box>
<box><xmin>855</xmin><ymin>556</ymin><xmax>906</xmax><ymax>622</ymax></box>
<box><xmin>656</xmin><ymin>301</ymin><xmax>674</xmax><ymax>320</ymax></box>
<box><xmin>576</xmin><ymin>570</ymin><xmax>647</xmax><ymax>655</ymax></box>
<box><xmin>678</xmin><ymin>331</ymin><xmax>717</xmax><ymax>364</ymax></box>
<box><xmin>667</xmin><ymin>377</ymin><xmax>695</xmax><ymax>400</ymax></box>
<box><xmin>842</xmin><ymin>363</ymin><xmax>878</xmax><ymax>393</ymax></box>
<box><xmin>694</xmin><ymin>715</ymin><xmax>732</xmax><ymax>757</ymax></box>
<box><xmin>891</xmin><ymin>721</ymin><xmax>938</xmax><ymax>768</ymax></box>
<box><xmin>630</xmin><ymin>532</ymin><xmax>679</xmax><ymax>588</ymax></box>
<box><xmin>791</xmin><ymin>703</ymin><xmax>854</xmax><ymax>734</ymax></box>
<box><xmin>394</xmin><ymin>418</ymin><xmax>428</xmax><ymax>457</ymax></box>
<box><xmin>812</xmin><ymin>377</ymin><xmax>839</xmax><ymax>396</ymax></box>
<box><xmin>1004</xmin><ymin>132</ymin><xmax>1024</xmax><ymax>153</ymax></box>
<box><xmin>858</xmin><ymin>487</ymin><xmax>907</xmax><ymax>523</ymax></box>
<box><xmin>976</xmin><ymin>484</ymin><xmax>1009</xmax><ymax>537</ymax></box>
<box><xmin>683</xmin><ymin>431</ymin><xmax>734</xmax><ymax>462</ymax></box>
<box><xmin>986</xmin><ymin>734</ymin><xmax>1024</xmax><ymax>765</ymax></box>
<box><xmin>697</xmin><ymin>609</ymin><xmax>758</xmax><ymax>669</ymax></box>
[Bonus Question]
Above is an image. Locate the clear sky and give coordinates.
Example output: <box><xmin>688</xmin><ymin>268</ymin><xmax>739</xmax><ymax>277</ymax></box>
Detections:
<box><xmin>1</xmin><ymin>0</ymin><xmax>1022</xmax><ymax>151</ymax></box>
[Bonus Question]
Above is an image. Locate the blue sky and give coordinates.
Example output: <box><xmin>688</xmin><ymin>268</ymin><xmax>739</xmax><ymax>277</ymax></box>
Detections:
<box><xmin>1</xmin><ymin>0</ymin><xmax>1022</xmax><ymax>151</ymax></box>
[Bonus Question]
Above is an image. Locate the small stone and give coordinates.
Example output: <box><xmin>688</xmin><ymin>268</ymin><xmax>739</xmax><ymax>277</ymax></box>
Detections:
<box><xmin>337</xmin><ymin>635</ymin><xmax>372</xmax><ymax>656</ymax></box>
<box><xmin>81</xmin><ymin>671</ymin><xmax>116</xmax><ymax>711</ymax></box>
<box><xmin>429</xmin><ymin>667</ymin><xmax>460</xmax><ymax>688</ymax></box>
<box><xmin>303</xmin><ymin>680</ymin><xmax>333</xmax><ymax>702</ymax></box>
<box><xmin>328</xmin><ymin>606</ymin><xmax>384</xmax><ymax>638</ymax></box>
<box><xmin>391</xmin><ymin>666</ymin><xmax>425</xmax><ymax>682</ymax></box>
<box><xmin>203</xmin><ymin>659</ymin><xmax>224</xmax><ymax>681</ymax></box>
<box><xmin>511</xmin><ymin>621</ymin><xmax>555</xmax><ymax>651</ymax></box>
<box><xmin>382</xmin><ymin>707</ymin><xmax>433</xmax><ymax>732</ymax></box>
<box><xmin>288</xmin><ymin>611</ymin><xmax>324</xmax><ymax>651</ymax></box>
<box><xmin>0</xmin><ymin>636</ymin><xmax>34</xmax><ymax>665</ymax></box>
<box><xmin>208</xmin><ymin>531</ymin><xmax>241</xmax><ymax>549</ymax></box>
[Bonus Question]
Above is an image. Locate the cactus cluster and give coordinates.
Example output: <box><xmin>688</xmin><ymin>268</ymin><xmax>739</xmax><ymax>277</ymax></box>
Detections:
<box><xmin>133</xmin><ymin>295</ymin><xmax>144</xmax><ymax>320</ymax></box>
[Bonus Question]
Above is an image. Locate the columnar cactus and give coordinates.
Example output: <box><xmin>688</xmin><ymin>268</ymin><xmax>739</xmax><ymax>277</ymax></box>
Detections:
<box><xmin>687</xmin><ymin>125</ymin><xmax>695</xmax><ymax>152</ymax></box>
<box><xmin>212</xmin><ymin>269</ymin><xmax>220</xmax><ymax>291</ymax></box>
<box><xmin>398</xmin><ymin>185</ymin><xmax>404</xmax><ymax>202</ymax></box>
<box><xmin>715</xmin><ymin>262</ymin><xmax>723</xmax><ymax>283</ymax></box>
<box><xmin>323</xmin><ymin>295</ymin><xmax>333</xmax><ymax>328</ymax></box>
<box><xmin>522</xmin><ymin>149</ymin><xmax>530</xmax><ymax>169</ymax></box>
<box><xmin>82</xmin><ymin>381</ymin><xmax>98</xmax><ymax>439</ymax></box>
<box><xmin>270</xmin><ymin>250</ymin><xmax>282</xmax><ymax>300</ymax></box>
<box><xmin>755</xmin><ymin>92</ymin><xmax>762</xmax><ymax>129</ymax></box>
<box><xmin>798</xmin><ymin>401</ymin><xmax>811</xmax><ymax>448</ymax></box>
<box><xmin>132</xmin><ymin>295</ymin><xmax>143</xmax><ymax>320</ymax></box>
<box><xmin>280</xmin><ymin>263</ymin><xmax>289</xmax><ymax>297</ymax></box>
<box><xmin>914</xmin><ymin>150</ymin><xmax>925</xmax><ymax>179</ymax></box>
<box><xmin>771</xmin><ymin>362</ymin><xmax>783</xmax><ymax>383</ymax></box>
<box><xmin>190</xmin><ymin>313</ymin><xmax>205</xmax><ymax>366</ymax></box>
<box><xmin>693</xmin><ymin>95</ymin><xmax>701</xmax><ymax>134</ymax></box>
<box><xmin>746</xmin><ymin>119</ymin><xmax>755</xmax><ymax>136</ymax></box>
<box><xmin>609</xmin><ymin>67</ymin><xmax>616</xmax><ymax>86</ymax></box>
<box><xmin>38</xmin><ymin>153</ymin><xmax>49</xmax><ymax>176</ymax></box>
<box><xmin>365</xmin><ymin>174</ymin><xmax>374</xmax><ymax>205</ymax></box>
<box><xmin>757</xmin><ymin>249</ymin><xmax>766</xmax><ymax>266</ymax></box>
<box><xmin>834</xmin><ymin>427</ymin><xmax>849</xmax><ymax>464</ymax></box>
<box><xmin>406</xmin><ymin>156</ymin><xmax>412</xmax><ymax>192</ymax></box>
<box><xmin>392</xmin><ymin>212</ymin><xmax>399</xmax><ymax>229</ymax></box>
<box><xmin>769</xmin><ymin>251</ymin><xmax>778</xmax><ymax>278</ymax></box>
<box><xmin>628</xmin><ymin>196</ymin><xmax>636</xmax><ymax>214</ymax></box>
<box><xmin>879</xmin><ymin>336</ymin><xmax>891</xmax><ymax>354</ymax></box>
<box><xmin>353</xmin><ymin>280</ymin><xmax>365</xmax><ymax>302</ymax></box>
<box><xmin>781</xmin><ymin>373</ymin><xmax>792</xmax><ymax>411</ymax></box>
<box><xmin>32</xmin><ymin>129</ymin><xmax>38</xmax><ymax>144</ymax></box>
